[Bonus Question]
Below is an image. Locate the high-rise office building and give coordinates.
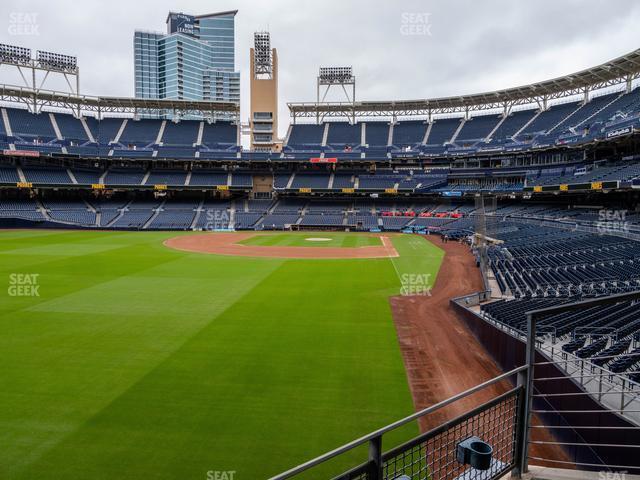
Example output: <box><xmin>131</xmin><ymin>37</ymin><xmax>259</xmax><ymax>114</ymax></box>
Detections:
<box><xmin>134</xmin><ymin>11</ymin><xmax>240</xmax><ymax>118</ymax></box>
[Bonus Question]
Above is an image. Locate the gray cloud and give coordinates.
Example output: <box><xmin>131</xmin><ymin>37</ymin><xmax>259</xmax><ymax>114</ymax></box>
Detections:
<box><xmin>1</xmin><ymin>0</ymin><xmax>639</xmax><ymax>138</ymax></box>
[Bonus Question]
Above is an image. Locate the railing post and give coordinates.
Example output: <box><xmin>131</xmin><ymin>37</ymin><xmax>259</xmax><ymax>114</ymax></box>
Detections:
<box><xmin>368</xmin><ymin>436</ymin><xmax>382</xmax><ymax>480</ymax></box>
<box><xmin>513</xmin><ymin>312</ymin><xmax>536</xmax><ymax>478</ymax></box>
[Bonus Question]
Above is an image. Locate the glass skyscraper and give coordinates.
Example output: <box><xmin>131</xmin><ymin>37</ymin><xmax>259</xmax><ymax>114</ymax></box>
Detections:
<box><xmin>134</xmin><ymin>11</ymin><xmax>240</xmax><ymax>118</ymax></box>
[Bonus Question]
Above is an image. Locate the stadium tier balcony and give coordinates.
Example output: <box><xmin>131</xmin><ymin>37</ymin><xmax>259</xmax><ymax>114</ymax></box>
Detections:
<box><xmin>110</xmin><ymin>147</ymin><xmax>154</xmax><ymax>159</ymax></box>
<box><xmin>357</xmin><ymin>174</ymin><xmax>400</xmax><ymax>189</ymax></box>
<box><xmin>103</xmin><ymin>167</ymin><xmax>146</xmax><ymax>186</ymax></box>
<box><xmin>22</xmin><ymin>165</ymin><xmax>72</xmax><ymax>184</ymax></box>
<box><xmin>188</xmin><ymin>170</ymin><xmax>228</xmax><ymax>187</ymax></box>
<box><xmin>229</xmin><ymin>172</ymin><xmax>252</xmax><ymax>188</ymax></box>
<box><xmin>155</xmin><ymin>146</ymin><xmax>196</xmax><ymax>159</ymax></box>
<box><xmin>145</xmin><ymin>170</ymin><xmax>187</xmax><ymax>186</ymax></box>
<box><xmin>332</xmin><ymin>173</ymin><xmax>355</xmax><ymax>189</ymax></box>
<box><xmin>291</xmin><ymin>172</ymin><xmax>330</xmax><ymax>189</ymax></box>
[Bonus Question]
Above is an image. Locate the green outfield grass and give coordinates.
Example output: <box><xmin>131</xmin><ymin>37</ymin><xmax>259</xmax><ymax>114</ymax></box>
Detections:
<box><xmin>0</xmin><ymin>230</ymin><xmax>444</xmax><ymax>479</ymax></box>
<box><xmin>239</xmin><ymin>232</ymin><xmax>382</xmax><ymax>248</ymax></box>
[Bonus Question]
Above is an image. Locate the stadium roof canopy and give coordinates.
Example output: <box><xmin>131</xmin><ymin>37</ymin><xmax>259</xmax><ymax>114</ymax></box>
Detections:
<box><xmin>0</xmin><ymin>84</ymin><xmax>239</xmax><ymax>119</ymax></box>
<box><xmin>288</xmin><ymin>48</ymin><xmax>640</xmax><ymax>120</ymax></box>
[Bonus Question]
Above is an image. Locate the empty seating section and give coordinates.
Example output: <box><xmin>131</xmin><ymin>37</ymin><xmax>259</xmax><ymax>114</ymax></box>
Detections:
<box><xmin>2</xmin><ymin>85</ymin><xmax>639</xmax><ymax>161</ymax></box>
<box><xmin>482</xmin><ymin>297</ymin><xmax>640</xmax><ymax>383</ymax></box>
<box><xmin>7</xmin><ymin>108</ymin><xmax>55</xmax><ymax>140</ymax></box>
<box><xmin>456</xmin><ymin>115</ymin><xmax>501</xmax><ymax>143</ymax></box>
<box><xmin>201</xmin><ymin>122</ymin><xmax>237</xmax><ymax>149</ymax></box>
<box><xmin>392</xmin><ymin>121</ymin><xmax>426</xmax><ymax>148</ymax></box>
<box><xmin>300</xmin><ymin>214</ymin><xmax>344</xmax><ymax>226</ymax></box>
<box><xmin>487</xmin><ymin>225</ymin><xmax>640</xmax><ymax>298</ymax></box>
<box><xmin>230</xmin><ymin>173</ymin><xmax>252</xmax><ymax>187</ymax></box>
<box><xmin>260</xmin><ymin>214</ymin><xmax>299</xmax><ymax>229</ymax></box>
<box><xmin>95</xmin><ymin>118</ymin><xmax>125</xmax><ymax>144</ymax></box>
<box><xmin>119</xmin><ymin>119</ymin><xmax>162</xmax><ymax>146</ymax></box>
<box><xmin>291</xmin><ymin>173</ymin><xmax>329</xmax><ymax>189</ymax></box>
<box><xmin>162</xmin><ymin>121</ymin><xmax>199</xmax><ymax>145</ymax></box>
<box><xmin>155</xmin><ymin>147</ymin><xmax>196</xmax><ymax>159</ymax></box>
<box><xmin>273</xmin><ymin>173</ymin><xmax>292</xmax><ymax>189</ymax></box>
<box><xmin>145</xmin><ymin>170</ymin><xmax>187</xmax><ymax>186</ymax></box>
<box><xmin>426</xmin><ymin>118</ymin><xmax>461</xmax><ymax>145</ymax></box>
<box><xmin>380</xmin><ymin>216</ymin><xmax>410</xmax><ymax>230</ymax></box>
<box><xmin>333</xmin><ymin>174</ymin><xmax>354</xmax><ymax>188</ymax></box>
<box><xmin>54</xmin><ymin>113</ymin><xmax>89</xmax><ymax>142</ymax></box>
<box><xmin>22</xmin><ymin>165</ymin><xmax>72</xmax><ymax>184</ymax></box>
<box><xmin>111</xmin><ymin>209</ymin><xmax>154</xmax><ymax>228</ymax></box>
<box><xmin>71</xmin><ymin>168</ymin><xmax>100</xmax><ymax>184</ymax></box>
<box><xmin>490</xmin><ymin>110</ymin><xmax>537</xmax><ymax>141</ymax></box>
<box><xmin>358</xmin><ymin>175</ymin><xmax>398</xmax><ymax>189</ymax></box>
<box><xmin>286</xmin><ymin>124</ymin><xmax>324</xmax><ymax>149</ymax></box>
<box><xmin>104</xmin><ymin>167</ymin><xmax>146</xmax><ymax>185</ymax></box>
<box><xmin>518</xmin><ymin>101</ymin><xmax>581</xmax><ymax>137</ymax></box>
<box><xmin>149</xmin><ymin>210</ymin><xmax>195</xmax><ymax>229</ymax></box>
<box><xmin>48</xmin><ymin>209</ymin><xmax>96</xmax><ymax>226</ymax></box>
<box><xmin>553</xmin><ymin>92</ymin><xmax>619</xmax><ymax>131</ymax></box>
<box><xmin>0</xmin><ymin>165</ymin><xmax>19</xmax><ymax>183</ymax></box>
<box><xmin>234</xmin><ymin>212</ymin><xmax>262</xmax><ymax>229</ymax></box>
<box><xmin>365</xmin><ymin>122</ymin><xmax>390</xmax><ymax>147</ymax></box>
<box><xmin>326</xmin><ymin>123</ymin><xmax>361</xmax><ymax>148</ymax></box>
<box><xmin>189</xmin><ymin>170</ymin><xmax>228</xmax><ymax>187</ymax></box>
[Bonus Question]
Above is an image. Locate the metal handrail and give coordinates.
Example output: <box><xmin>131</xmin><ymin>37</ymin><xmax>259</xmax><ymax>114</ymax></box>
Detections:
<box><xmin>268</xmin><ymin>364</ymin><xmax>527</xmax><ymax>480</ymax></box>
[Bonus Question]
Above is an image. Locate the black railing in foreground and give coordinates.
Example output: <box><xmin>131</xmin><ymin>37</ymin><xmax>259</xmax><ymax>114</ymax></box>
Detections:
<box><xmin>269</xmin><ymin>365</ymin><xmax>528</xmax><ymax>480</ymax></box>
<box><xmin>272</xmin><ymin>290</ymin><xmax>640</xmax><ymax>480</ymax></box>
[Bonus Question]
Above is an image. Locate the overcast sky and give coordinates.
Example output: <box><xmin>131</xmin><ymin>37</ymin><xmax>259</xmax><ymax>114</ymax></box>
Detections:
<box><xmin>1</xmin><ymin>0</ymin><xmax>640</xmax><ymax>137</ymax></box>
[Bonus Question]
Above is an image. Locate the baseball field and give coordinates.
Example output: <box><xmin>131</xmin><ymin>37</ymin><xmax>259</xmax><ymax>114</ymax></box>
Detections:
<box><xmin>0</xmin><ymin>230</ymin><xmax>444</xmax><ymax>479</ymax></box>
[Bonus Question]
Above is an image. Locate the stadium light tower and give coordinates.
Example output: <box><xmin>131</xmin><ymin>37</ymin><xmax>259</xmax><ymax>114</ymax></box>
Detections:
<box><xmin>249</xmin><ymin>31</ymin><xmax>280</xmax><ymax>151</ymax></box>
<box><xmin>317</xmin><ymin>66</ymin><xmax>356</xmax><ymax>123</ymax></box>
<box><xmin>0</xmin><ymin>43</ymin><xmax>80</xmax><ymax>115</ymax></box>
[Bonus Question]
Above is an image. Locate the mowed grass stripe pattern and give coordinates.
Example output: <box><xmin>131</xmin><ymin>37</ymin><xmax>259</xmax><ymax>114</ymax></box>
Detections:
<box><xmin>0</xmin><ymin>231</ymin><xmax>443</xmax><ymax>479</ymax></box>
<box><xmin>239</xmin><ymin>232</ymin><xmax>382</xmax><ymax>248</ymax></box>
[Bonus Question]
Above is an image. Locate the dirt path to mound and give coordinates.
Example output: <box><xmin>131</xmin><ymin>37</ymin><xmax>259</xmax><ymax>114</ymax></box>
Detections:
<box><xmin>390</xmin><ymin>236</ymin><xmax>572</xmax><ymax>467</ymax></box>
<box><xmin>164</xmin><ymin>232</ymin><xmax>399</xmax><ymax>259</ymax></box>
